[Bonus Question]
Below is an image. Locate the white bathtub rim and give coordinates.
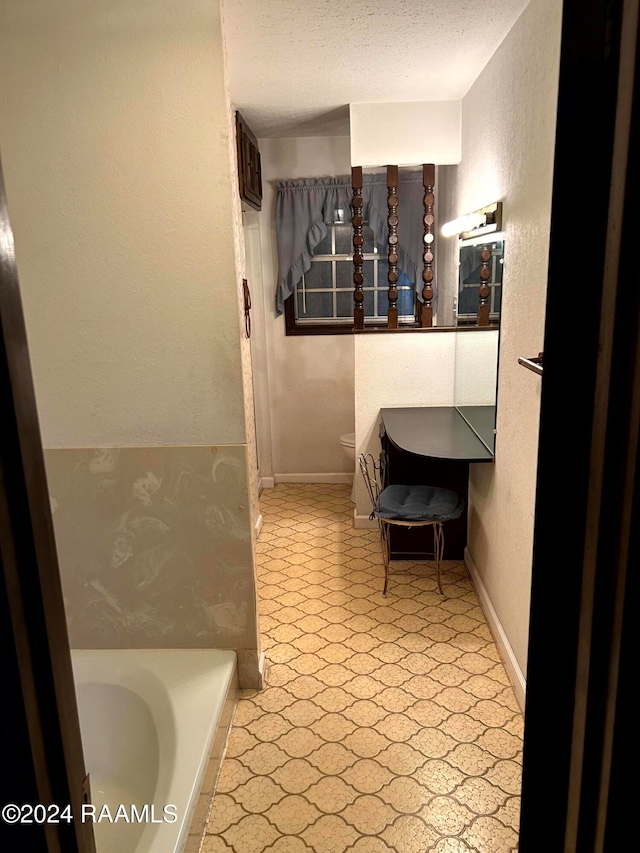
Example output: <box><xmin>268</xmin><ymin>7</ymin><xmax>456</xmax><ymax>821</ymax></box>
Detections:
<box><xmin>72</xmin><ymin>649</ymin><xmax>237</xmax><ymax>853</ymax></box>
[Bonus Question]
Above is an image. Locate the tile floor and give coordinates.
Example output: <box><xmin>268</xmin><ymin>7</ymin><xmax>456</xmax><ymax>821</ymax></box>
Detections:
<box><xmin>203</xmin><ymin>484</ymin><xmax>523</xmax><ymax>853</ymax></box>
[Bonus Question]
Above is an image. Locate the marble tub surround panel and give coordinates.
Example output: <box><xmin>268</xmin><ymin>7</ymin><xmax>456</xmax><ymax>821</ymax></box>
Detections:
<box><xmin>45</xmin><ymin>446</ymin><xmax>259</xmax><ymax>664</ymax></box>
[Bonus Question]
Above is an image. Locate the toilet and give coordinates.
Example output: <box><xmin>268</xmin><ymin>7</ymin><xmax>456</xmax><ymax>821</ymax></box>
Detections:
<box><xmin>339</xmin><ymin>433</ymin><xmax>357</xmax><ymax>503</ymax></box>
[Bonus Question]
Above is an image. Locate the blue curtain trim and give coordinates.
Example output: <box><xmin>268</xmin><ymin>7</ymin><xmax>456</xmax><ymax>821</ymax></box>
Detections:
<box><xmin>275</xmin><ymin>172</ymin><xmax>428</xmax><ymax>316</ymax></box>
<box><xmin>275</xmin><ymin>217</ymin><xmax>329</xmax><ymax>315</ymax></box>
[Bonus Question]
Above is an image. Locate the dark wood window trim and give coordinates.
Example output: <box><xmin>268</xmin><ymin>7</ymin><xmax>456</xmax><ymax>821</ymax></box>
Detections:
<box><xmin>284</xmin><ymin>290</ymin><xmax>416</xmax><ymax>335</ymax></box>
<box><xmin>353</xmin><ymin>323</ymin><xmax>500</xmax><ymax>335</ymax></box>
<box><xmin>283</xmin><ymin>293</ymin><xmax>355</xmax><ymax>335</ymax></box>
<box><xmin>284</xmin><ymin>294</ymin><xmax>499</xmax><ymax>336</ymax></box>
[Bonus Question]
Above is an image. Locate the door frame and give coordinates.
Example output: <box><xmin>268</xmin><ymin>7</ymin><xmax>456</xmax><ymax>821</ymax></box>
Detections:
<box><xmin>520</xmin><ymin>1</ymin><xmax>639</xmax><ymax>850</ymax></box>
<box><xmin>0</xmin><ymin>154</ymin><xmax>95</xmax><ymax>852</ymax></box>
<box><xmin>0</xmin><ymin>1</ymin><xmax>638</xmax><ymax>851</ymax></box>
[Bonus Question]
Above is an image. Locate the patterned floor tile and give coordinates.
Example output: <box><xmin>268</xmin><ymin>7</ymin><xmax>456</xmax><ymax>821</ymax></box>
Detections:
<box><xmin>203</xmin><ymin>484</ymin><xmax>522</xmax><ymax>852</ymax></box>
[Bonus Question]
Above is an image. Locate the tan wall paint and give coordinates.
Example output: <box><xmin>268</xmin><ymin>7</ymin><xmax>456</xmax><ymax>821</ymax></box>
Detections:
<box><xmin>221</xmin><ymin>33</ymin><xmax>261</xmax><ymax>526</ymax></box>
<box><xmin>0</xmin><ymin>0</ymin><xmax>246</xmax><ymax>448</ymax></box>
<box><xmin>445</xmin><ymin>0</ymin><xmax>563</xmax><ymax>673</ymax></box>
<box><xmin>255</xmin><ymin>136</ymin><xmax>356</xmax><ymax>477</ymax></box>
<box><xmin>0</xmin><ymin>0</ymin><xmax>262</xmax><ymax>684</ymax></box>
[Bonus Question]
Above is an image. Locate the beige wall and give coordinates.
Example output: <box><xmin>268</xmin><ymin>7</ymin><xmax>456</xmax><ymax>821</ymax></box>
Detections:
<box><xmin>447</xmin><ymin>0</ymin><xmax>563</xmax><ymax>674</ymax></box>
<box><xmin>243</xmin><ymin>210</ymin><xmax>274</xmax><ymax>484</ymax></box>
<box><xmin>0</xmin><ymin>0</ymin><xmax>261</xmax><ymax>685</ymax></box>
<box><xmin>0</xmin><ymin>0</ymin><xmax>245</xmax><ymax>448</ymax></box>
<box><xmin>255</xmin><ymin>136</ymin><xmax>355</xmax><ymax>478</ymax></box>
<box><xmin>354</xmin><ymin>333</ymin><xmax>456</xmax><ymax>515</ymax></box>
<box><xmin>353</xmin><ymin>329</ymin><xmax>499</xmax><ymax>517</ymax></box>
<box><xmin>350</xmin><ymin>101</ymin><xmax>462</xmax><ymax>166</ymax></box>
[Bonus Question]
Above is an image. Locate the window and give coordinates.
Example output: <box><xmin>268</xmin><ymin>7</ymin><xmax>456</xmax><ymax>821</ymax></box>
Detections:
<box><xmin>276</xmin><ymin>172</ymin><xmax>427</xmax><ymax>334</ymax></box>
<box><xmin>285</xmin><ymin>222</ymin><xmax>418</xmax><ymax>335</ymax></box>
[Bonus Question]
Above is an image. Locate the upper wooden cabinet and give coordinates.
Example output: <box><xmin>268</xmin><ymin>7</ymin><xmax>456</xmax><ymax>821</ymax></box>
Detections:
<box><xmin>235</xmin><ymin>111</ymin><xmax>262</xmax><ymax>212</ymax></box>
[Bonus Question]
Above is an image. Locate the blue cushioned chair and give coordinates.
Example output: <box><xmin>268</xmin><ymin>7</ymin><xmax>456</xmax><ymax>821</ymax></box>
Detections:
<box><xmin>359</xmin><ymin>452</ymin><xmax>464</xmax><ymax>596</ymax></box>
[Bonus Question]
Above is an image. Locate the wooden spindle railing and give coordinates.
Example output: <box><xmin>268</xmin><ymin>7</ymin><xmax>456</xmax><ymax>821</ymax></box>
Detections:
<box><xmin>386</xmin><ymin>165</ymin><xmax>399</xmax><ymax>329</ymax></box>
<box><xmin>421</xmin><ymin>164</ymin><xmax>436</xmax><ymax>327</ymax></box>
<box><xmin>351</xmin><ymin>166</ymin><xmax>365</xmax><ymax>330</ymax></box>
<box><xmin>478</xmin><ymin>245</ymin><xmax>492</xmax><ymax>326</ymax></box>
<box><xmin>351</xmin><ymin>164</ymin><xmax>438</xmax><ymax>329</ymax></box>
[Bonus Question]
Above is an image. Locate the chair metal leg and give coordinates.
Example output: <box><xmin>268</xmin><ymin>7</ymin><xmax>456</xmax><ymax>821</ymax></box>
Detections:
<box><xmin>380</xmin><ymin>520</ymin><xmax>390</xmax><ymax>596</ymax></box>
<box><xmin>434</xmin><ymin>523</ymin><xmax>444</xmax><ymax>595</ymax></box>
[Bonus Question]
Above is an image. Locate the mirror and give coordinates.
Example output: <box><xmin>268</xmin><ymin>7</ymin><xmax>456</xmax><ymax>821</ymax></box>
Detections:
<box><xmin>452</xmin><ymin>237</ymin><xmax>504</xmax><ymax>454</ymax></box>
<box><xmin>456</xmin><ymin>239</ymin><xmax>504</xmax><ymax>327</ymax></box>
<box><xmin>454</xmin><ymin>327</ymin><xmax>500</xmax><ymax>453</ymax></box>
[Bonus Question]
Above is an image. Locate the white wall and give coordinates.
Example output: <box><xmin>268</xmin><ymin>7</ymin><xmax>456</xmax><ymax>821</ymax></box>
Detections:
<box><xmin>0</xmin><ymin>0</ymin><xmax>263</xmax><ymax>685</ymax></box>
<box><xmin>353</xmin><ymin>329</ymin><xmax>500</xmax><ymax>519</ymax></box>
<box><xmin>447</xmin><ymin>0</ymin><xmax>563</xmax><ymax>674</ymax></box>
<box><xmin>256</xmin><ymin>136</ymin><xmax>355</xmax><ymax>478</ymax></box>
<box><xmin>350</xmin><ymin>101</ymin><xmax>462</xmax><ymax>166</ymax></box>
<box><xmin>0</xmin><ymin>0</ymin><xmax>246</xmax><ymax>448</ymax></box>
<box><xmin>455</xmin><ymin>331</ymin><xmax>500</xmax><ymax>406</ymax></box>
<box><xmin>354</xmin><ymin>333</ymin><xmax>457</xmax><ymax>515</ymax></box>
<box><xmin>243</xmin><ymin>211</ymin><xmax>274</xmax><ymax>482</ymax></box>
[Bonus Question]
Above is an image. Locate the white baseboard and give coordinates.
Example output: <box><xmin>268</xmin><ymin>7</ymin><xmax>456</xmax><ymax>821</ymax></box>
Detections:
<box><xmin>464</xmin><ymin>547</ymin><xmax>527</xmax><ymax>711</ymax></box>
<box><xmin>254</xmin><ymin>513</ymin><xmax>263</xmax><ymax>540</ymax></box>
<box><xmin>353</xmin><ymin>510</ymin><xmax>378</xmax><ymax>529</ymax></box>
<box><xmin>260</xmin><ymin>476</ymin><xmax>275</xmax><ymax>489</ymax></box>
<box><xmin>274</xmin><ymin>473</ymin><xmax>354</xmax><ymax>484</ymax></box>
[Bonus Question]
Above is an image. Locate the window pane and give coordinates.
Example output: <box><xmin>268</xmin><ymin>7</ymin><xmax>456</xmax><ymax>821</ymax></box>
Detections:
<box><xmin>398</xmin><ymin>289</ymin><xmax>414</xmax><ymax>316</ymax></box>
<box><xmin>304</xmin><ymin>262</ymin><xmax>333</xmax><ymax>290</ymax></box>
<box><xmin>314</xmin><ymin>228</ymin><xmax>332</xmax><ymax>255</ymax></box>
<box><xmin>364</xmin><ymin>290</ymin><xmax>374</xmax><ymax>316</ymax></box>
<box><xmin>362</xmin><ymin>226</ymin><xmax>375</xmax><ymax>254</ymax></box>
<box><xmin>398</xmin><ymin>267</ymin><xmax>417</xmax><ymax>290</ymax></box>
<box><xmin>336</xmin><ymin>260</ymin><xmax>375</xmax><ymax>290</ymax></box>
<box><xmin>377</xmin><ymin>287</ymin><xmax>389</xmax><ymax>317</ymax></box>
<box><xmin>336</xmin><ymin>291</ymin><xmax>353</xmax><ymax>318</ymax></box>
<box><xmin>363</xmin><ymin>260</ymin><xmax>374</xmax><ymax>288</ymax></box>
<box><xmin>297</xmin><ymin>291</ymin><xmax>334</xmax><ymax>319</ymax></box>
<box><xmin>334</xmin><ymin>225</ymin><xmax>351</xmax><ymax>254</ymax></box>
<box><xmin>335</xmin><ymin>261</ymin><xmax>352</xmax><ymax>289</ymax></box>
<box><xmin>332</xmin><ymin>224</ymin><xmax>377</xmax><ymax>255</ymax></box>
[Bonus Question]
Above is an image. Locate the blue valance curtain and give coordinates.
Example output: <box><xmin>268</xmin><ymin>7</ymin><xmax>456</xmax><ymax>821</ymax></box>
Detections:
<box><xmin>275</xmin><ymin>171</ymin><xmax>426</xmax><ymax>315</ymax></box>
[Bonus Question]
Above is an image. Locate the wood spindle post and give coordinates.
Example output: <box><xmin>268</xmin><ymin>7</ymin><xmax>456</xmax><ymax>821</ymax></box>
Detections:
<box><xmin>421</xmin><ymin>164</ymin><xmax>436</xmax><ymax>327</ymax></box>
<box><xmin>478</xmin><ymin>244</ymin><xmax>492</xmax><ymax>326</ymax></box>
<box><xmin>351</xmin><ymin>166</ymin><xmax>364</xmax><ymax>330</ymax></box>
<box><xmin>386</xmin><ymin>165</ymin><xmax>399</xmax><ymax>329</ymax></box>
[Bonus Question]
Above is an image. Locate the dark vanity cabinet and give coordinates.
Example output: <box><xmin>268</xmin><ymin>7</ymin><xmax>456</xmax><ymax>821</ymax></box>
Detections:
<box><xmin>235</xmin><ymin>111</ymin><xmax>262</xmax><ymax>211</ymax></box>
<box><xmin>380</xmin><ymin>407</ymin><xmax>495</xmax><ymax>561</ymax></box>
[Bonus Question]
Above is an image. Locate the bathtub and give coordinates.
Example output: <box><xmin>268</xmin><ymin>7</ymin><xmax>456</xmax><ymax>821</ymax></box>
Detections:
<box><xmin>72</xmin><ymin>649</ymin><xmax>237</xmax><ymax>853</ymax></box>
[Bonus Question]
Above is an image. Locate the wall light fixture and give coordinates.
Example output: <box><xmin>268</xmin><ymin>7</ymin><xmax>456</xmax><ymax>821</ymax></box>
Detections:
<box><xmin>441</xmin><ymin>202</ymin><xmax>503</xmax><ymax>239</ymax></box>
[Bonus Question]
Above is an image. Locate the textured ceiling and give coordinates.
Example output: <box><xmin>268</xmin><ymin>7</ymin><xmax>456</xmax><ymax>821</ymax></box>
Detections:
<box><xmin>222</xmin><ymin>0</ymin><xmax>531</xmax><ymax>137</ymax></box>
